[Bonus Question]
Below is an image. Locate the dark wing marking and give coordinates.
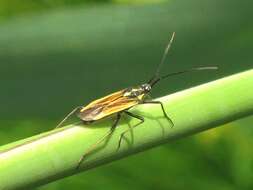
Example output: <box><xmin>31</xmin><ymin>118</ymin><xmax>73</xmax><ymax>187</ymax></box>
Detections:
<box><xmin>77</xmin><ymin>105</ymin><xmax>104</xmax><ymax>121</ymax></box>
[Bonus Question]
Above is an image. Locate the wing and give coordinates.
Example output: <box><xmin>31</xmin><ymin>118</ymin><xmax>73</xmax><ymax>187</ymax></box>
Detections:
<box><xmin>84</xmin><ymin>90</ymin><xmax>125</xmax><ymax>108</ymax></box>
<box><xmin>77</xmin><ymin>89</ymin><xmax>139</xmax><ymax>121</ymax></box>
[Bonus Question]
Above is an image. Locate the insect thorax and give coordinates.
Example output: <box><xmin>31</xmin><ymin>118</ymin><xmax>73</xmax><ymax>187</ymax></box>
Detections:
<box><xmin>123</xmin><ymin>84</ymin><xmax>151</xmax><ymax>99</ymax></box>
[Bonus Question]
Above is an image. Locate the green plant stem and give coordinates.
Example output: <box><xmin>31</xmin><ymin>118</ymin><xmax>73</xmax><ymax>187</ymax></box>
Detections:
<box><xmin>0</xmin><ymin>69</ymin><xmax>253</xmax><ymax>189</ymax></box>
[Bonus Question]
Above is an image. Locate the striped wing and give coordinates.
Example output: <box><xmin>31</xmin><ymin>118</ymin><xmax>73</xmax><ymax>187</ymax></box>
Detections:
<box><xmin>77</xmin><ymin>89</ymin><xmax>139</xmax><ymax>121</ymax></box>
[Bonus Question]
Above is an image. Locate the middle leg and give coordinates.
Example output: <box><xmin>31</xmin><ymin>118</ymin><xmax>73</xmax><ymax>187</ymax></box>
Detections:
<box><xmin>77</xmin><ymin>113</ymin><xmax>122</xmax><ymax>169</ymax></box>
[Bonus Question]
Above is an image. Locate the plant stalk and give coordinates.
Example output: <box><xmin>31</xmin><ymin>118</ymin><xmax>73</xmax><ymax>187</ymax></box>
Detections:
<box><xmin>0</xmin><ymin>69</ymin><xmax>253</xmax><ymax>189</ymax></box>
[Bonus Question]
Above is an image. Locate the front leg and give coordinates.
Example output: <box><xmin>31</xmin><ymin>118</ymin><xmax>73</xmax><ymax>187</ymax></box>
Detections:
<box><xmin>142</xmin><ymin>100</ymin><xmax>174</xmax><ymax>127</ymax></box>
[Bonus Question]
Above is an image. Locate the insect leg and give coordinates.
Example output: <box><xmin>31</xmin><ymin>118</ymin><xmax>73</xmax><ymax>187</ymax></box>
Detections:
<box><xmin>55</xmin><ymin>106</ymin><xmax>82</xmax><ymax>129</ymax></box>
<box><xmin>77</xmin><ymin>113</ymin><xmax>121</xmax><ymax>169</ymax></box>
<box><xmin>117</xmin><ymin>111</ymin><xmax>144</xmax><ymax>151</ymax></box>
<box><xmin>142</xmin><ymin>100</ymin><xmax>174</xmax><ymax>127</ymax></box>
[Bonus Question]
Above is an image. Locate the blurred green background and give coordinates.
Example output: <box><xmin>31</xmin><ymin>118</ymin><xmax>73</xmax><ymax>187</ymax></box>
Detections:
<box><xmin>0</xmin><ymin>0</ymin><xmax>252</xmax><ymax>189</ymax></box>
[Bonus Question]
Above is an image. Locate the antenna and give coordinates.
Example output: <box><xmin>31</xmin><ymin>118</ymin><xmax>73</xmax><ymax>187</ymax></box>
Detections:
<box><xmin>149</xmin><ymin>66</ymin><xmax>218</xmax><ymax>87</ymax></box>
<box><xmin>148</xmin><ymin>32</ymin><xmax>176</xmax><ymax>84</ymax></box>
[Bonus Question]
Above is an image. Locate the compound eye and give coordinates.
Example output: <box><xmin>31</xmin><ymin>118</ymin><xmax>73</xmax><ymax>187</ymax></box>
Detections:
<box><xmin>144</xmin><ymin>85</ymin><xmax>151</xmax><ymax>91</ymax></box>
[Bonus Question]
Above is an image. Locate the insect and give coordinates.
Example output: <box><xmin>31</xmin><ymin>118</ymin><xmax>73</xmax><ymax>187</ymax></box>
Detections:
<box><xmin>56</xmin><ymin>32</ymin><xmax>218</xmax><ymax>169</ymax></box>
